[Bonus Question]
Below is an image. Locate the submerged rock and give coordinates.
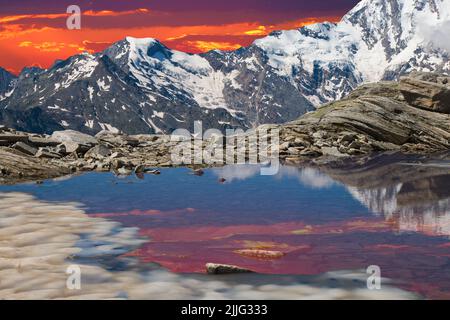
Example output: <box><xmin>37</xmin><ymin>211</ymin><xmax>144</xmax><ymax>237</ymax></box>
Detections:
<box><xmin>205</xmin><ymin>263</ymin><xmax>253</xmax><ymax>275</ymax></box>
<box><xmin>134</xmin><ymin>164</ymin><xmax>146</xmax><ymax>174</ymax></box>
<box><xmin>146</xmin><ymin>169</ymin><xmax>161</xmax><ymax>175</ymax></box>
<box><xmin>192</xmin><ymin>169</ymin><xmax>204</xmax><ymax>176</ymax></box>
<box><xmin>235</xmin><ymin>249</ymin><xmax>285</xmax><ymax>260</ymax></box>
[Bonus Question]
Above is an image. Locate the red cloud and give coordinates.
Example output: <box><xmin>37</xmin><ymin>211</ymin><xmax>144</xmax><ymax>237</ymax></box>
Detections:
<box><xmin>0</xmin><ymin>9</ymin><xmax>341</xmax><ymax>73</ymax></box>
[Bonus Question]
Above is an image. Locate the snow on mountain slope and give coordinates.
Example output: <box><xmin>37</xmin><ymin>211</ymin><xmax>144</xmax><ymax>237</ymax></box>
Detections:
<box><xmin>255</xmin><ymin>0</ymin><xmax>450</xmax><ymax>104</ymax></box>
<box><xmin>347</xmin><ymin>0</ymin><xmax>450</xmax><ymax>78</ymax></box>
<box><xmin>125</xmin><ymin>37</ymin><xmax>234</xmax><ymax>113</ymax></box>
<box><xmin>0</xmin><ymin>0</ymin><xmax>448</xmax><ymax>135</ymax></box>
<box><xmin>50</xmin><ymin>53</ymin><xmax>99</xmax><ymax>89</ymax></box>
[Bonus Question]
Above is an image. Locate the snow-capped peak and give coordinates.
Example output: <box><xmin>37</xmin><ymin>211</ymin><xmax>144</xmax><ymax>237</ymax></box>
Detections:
<box><xmin>255</xmin><ymin>0</ymin><xmax>449</xmax><ymax>103</ymax></box>
<box><xmin>125</xmin><ymin>36</ymin><xmax>159</xmax><ymax>46</ymax></box>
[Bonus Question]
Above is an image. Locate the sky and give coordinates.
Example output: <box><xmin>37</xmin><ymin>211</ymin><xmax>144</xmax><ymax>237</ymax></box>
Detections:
<box><xmin>0</xmin><ymin>0</ymin><xmax>361</xmax><ymax>74</ymax></box>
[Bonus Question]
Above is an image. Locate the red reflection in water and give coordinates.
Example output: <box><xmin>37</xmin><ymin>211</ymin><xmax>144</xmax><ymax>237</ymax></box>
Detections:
<box><xmin>102</xmin><ymin>208</ymin><xmax>450</xmax><ymax>299</ymax></box>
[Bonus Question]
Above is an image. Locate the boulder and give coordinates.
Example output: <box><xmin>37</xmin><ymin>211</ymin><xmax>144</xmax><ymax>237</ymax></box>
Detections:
<box><xmin>27</xmin><ymin>136</ymin><xmax>60</xmax><ymax>147</ymax></box>
<box><xmin>134</xmin><ymin>164</ymin><xmax>146</xmax><ymax>174</ymax></box>
<box><xmin>96</xmin><ymin>131</ymin><xmax>140</xmax><ymax>147</ymax></box>
<box><xmin>95</xmin><ymin>160</ymin><xmax>111</xmax><ymax>172</ymax></box>
<box><xmin>95</xmin><ymin>130</ymin><xmax>122</xmax><ymax>139</ymax></box>
<box><xmin>205</xmin><ymin>263</ymin><xmax>253</xmax><ymax>275</ymax></box>
<box><xmin>117</xmin><ymin>167</ymin><xmax>132</xmax><ymax>176</ymax></box>
<box><xmin>110</xmin><ymin>152</ymin><xmax>124</xmax><ymax>159</ymax></box>
<box><xmin>399</xmin><ymin>73</ymin><xmax>450</xmax><ymax>114</ymax></box>
<box><xmin>339</xmin><ymin>133</ymin><xmax>358</xmax><ymax>143</ymax></box>
<box><xmin>84</xmin><ymin>145</ymin><xmax>112</xmax><ymax>159</ymax></box>
<box><xmin>62</xmin><ymin>141</ymin><xmax>91</xmax><ymax>154</ymax></box>
<box><xmin>111</xmin><ymin>159</ymin><xmax>125</xmax><ymax>170</ymax></box>
<box><xmin>13</xmin><ymin>142</ymin><xmax>38</xmax><ymax>156</ymax></box>
<box><xmin>78</xmin><ymin>163</ymin><xmax>97</xmax><ymax>171</ymax></box>
<box><xmin>51</xmin><ymin>130</ymin><xmax>98</xmax><ymax>145</ymax></box>
<box><xmin>35</xmin><ymin>148</ymin><xmax>62</xmax><ymax>159</ymax></box>
<box><xmin>0</xmin><ymin>133</ymin><xmax>29</xmax><ymax>143</ymax></box>
<box><xmin>54</xmin><ymin>144</ymin><xmax>67</xmax><ymax>156</ymax></box>
<box><xmin>51</xmin><ymin>130</ymin><xmax>98</xmax><ymax>155</ymax></box>
<box><xmin>192</xmin><ymin>169</ymin><xmax>204</xmax><ymax>176</ymax></box>
<box><xmin>111</xmin><ymin>158</ymin><xmax>135</xmax><ymax>171</ymax></box>
<box><xmin>279</xmin><ymin>142</ymin><xmax>291</xmax><ymax>150</ymax></box>
<box><xmin>321</xmin><ymin>147</ymin><xmax>346</xmax><ymax>158</ymax></box>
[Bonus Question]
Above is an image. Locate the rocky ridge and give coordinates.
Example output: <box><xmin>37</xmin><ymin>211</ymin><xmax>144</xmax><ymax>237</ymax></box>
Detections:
<box><xmin>278</xmin><ymin>72</ymin><xmax>450</xmax><ymax>165</ymax></box>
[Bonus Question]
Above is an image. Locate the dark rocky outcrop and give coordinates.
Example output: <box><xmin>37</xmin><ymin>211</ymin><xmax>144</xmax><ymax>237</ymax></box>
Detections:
<box><xmin>279</xmin><ymin>72</ymin><xmax>450</xmax><ymax>165</ymax></box>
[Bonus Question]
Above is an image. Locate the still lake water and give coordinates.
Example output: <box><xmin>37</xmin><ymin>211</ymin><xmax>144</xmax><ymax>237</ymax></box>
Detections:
<box><xmin>1</xmin><ymin>154</ymin><xmax>450</xmax><ymax>299</ymax></box>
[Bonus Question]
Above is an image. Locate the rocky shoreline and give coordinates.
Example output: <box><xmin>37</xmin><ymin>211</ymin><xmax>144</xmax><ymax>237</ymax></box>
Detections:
<box><xmin>0</xmin><ymin>72</ymin><xmax>449</xmax><ymax>184</ymax></box>
<box><xmin>0</xmin><ymin>127</ymin><xmax>177</xmax><ymax>184</ymax></box>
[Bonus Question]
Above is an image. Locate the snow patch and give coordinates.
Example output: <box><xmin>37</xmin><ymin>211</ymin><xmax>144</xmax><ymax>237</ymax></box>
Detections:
<box><xmin>85</xmin><ymin>119</ymin><xmax>94</xmax><ymax>129</ymax></box>
<box><xmin>99</xmin><ymin>123</ymin><xmax>120</xmax><ymax>133</ymax></box>
<box><xmin>152</xmin><ymin>110</ymin><xmax>164</xmax><ymax>118</ymax></box>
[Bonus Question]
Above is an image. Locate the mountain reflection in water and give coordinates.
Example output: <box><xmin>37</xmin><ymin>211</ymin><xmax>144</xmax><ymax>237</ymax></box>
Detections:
<box><xmin>320</xmin><ymin>153</ymin><xmax>450</xmax><ymax>237</ymax></box>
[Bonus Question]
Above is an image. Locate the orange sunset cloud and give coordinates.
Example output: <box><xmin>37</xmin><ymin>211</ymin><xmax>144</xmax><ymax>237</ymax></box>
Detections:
<box><xmin>0</xmin><ymin>7</ymin><xmax>341</xmax><ymax>74</ymax></box>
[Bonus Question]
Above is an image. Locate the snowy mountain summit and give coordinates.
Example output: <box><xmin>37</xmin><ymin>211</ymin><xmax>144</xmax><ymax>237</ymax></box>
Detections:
<box><xmin>1</xmin><ymin>0</ymin><xmax>449</xmax><ymax>134</ymax></box>
<box><xmin>256</xmin><ymin>0</ymin><xmax>450</xmax><ymax>104</ymax></box>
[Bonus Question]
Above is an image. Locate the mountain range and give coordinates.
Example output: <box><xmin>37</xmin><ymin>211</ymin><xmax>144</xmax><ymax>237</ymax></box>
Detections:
<box><xmin>0</xmin><ymin>0</ymin><xmax>449</xmax><ymax>135</ymax></box>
